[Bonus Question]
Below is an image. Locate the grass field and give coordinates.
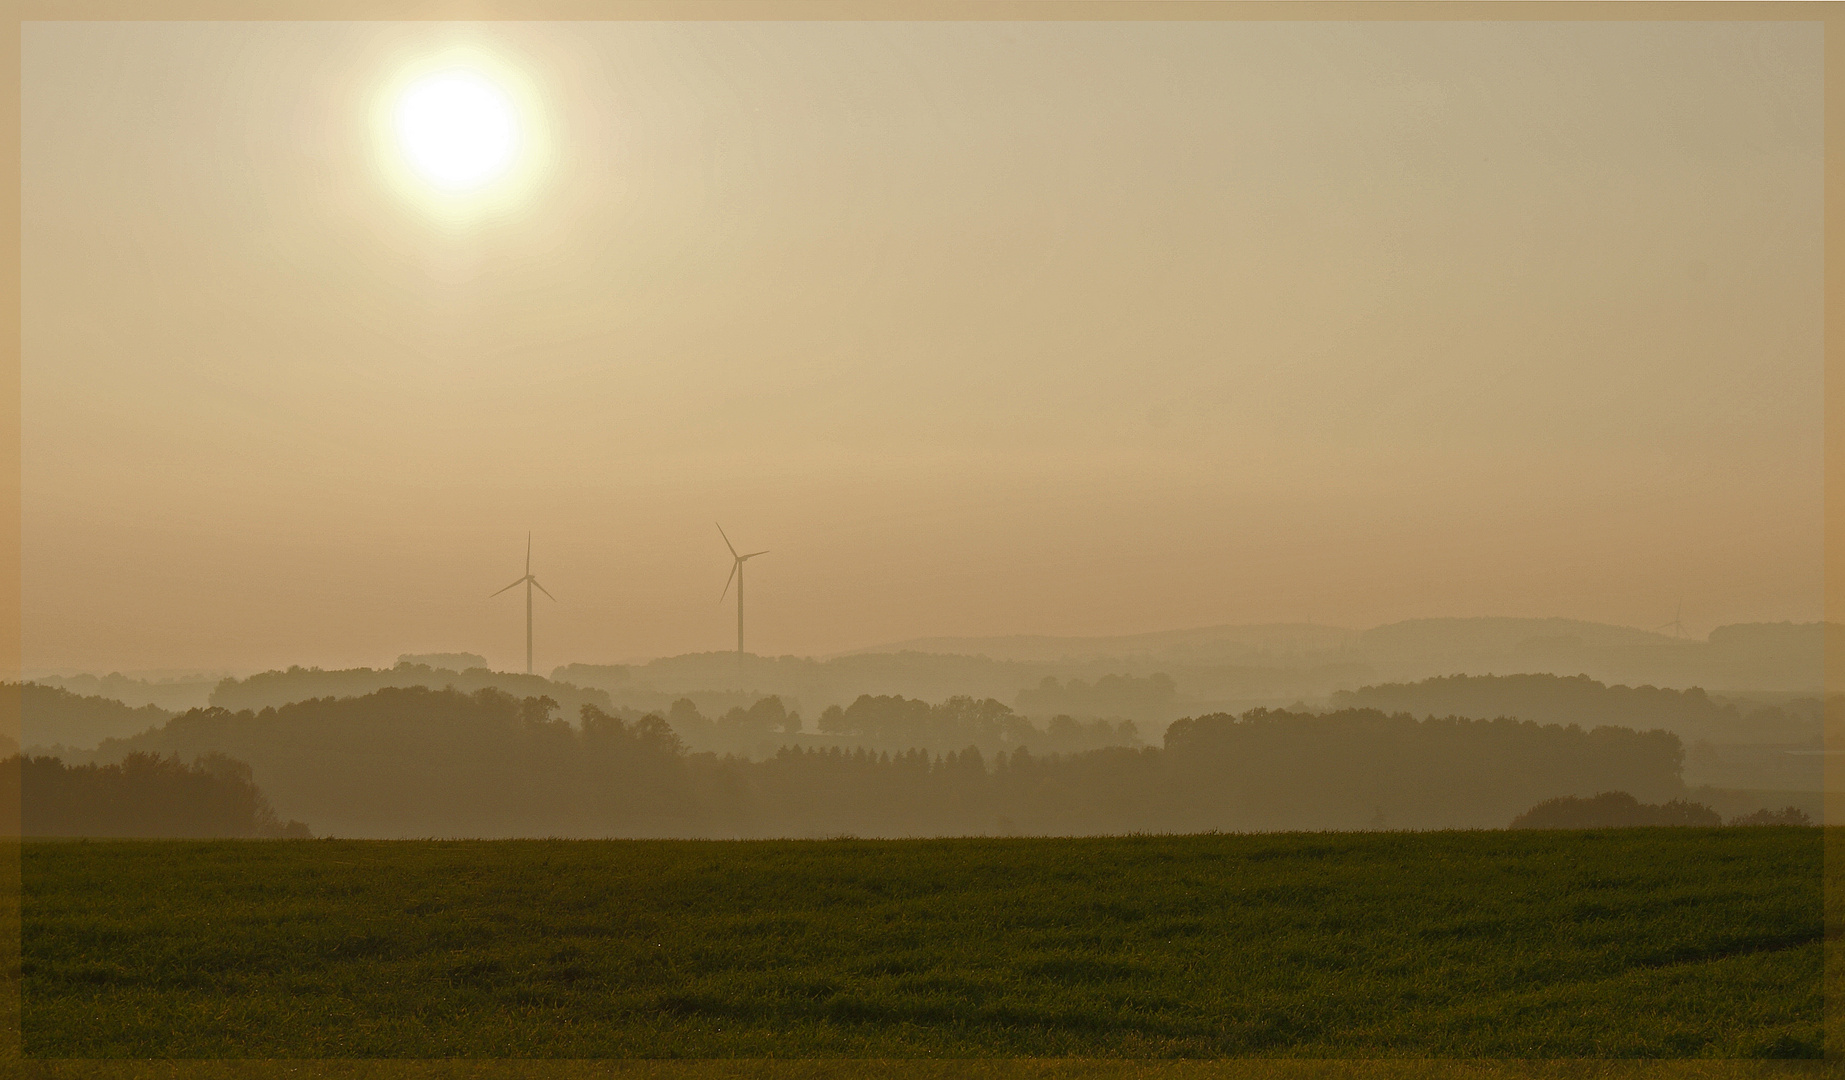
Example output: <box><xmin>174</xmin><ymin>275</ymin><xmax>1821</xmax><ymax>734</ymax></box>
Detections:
<box><xmin>20</xmin><ymin>829</ymin><xmax>1824</xmax><ymax>1058</ymax></box>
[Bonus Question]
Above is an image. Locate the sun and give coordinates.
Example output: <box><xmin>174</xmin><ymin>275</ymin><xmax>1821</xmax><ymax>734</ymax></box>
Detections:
<box><xmin>393</xmin><ymin>69</ymin><xmax>521</xmax><ymax>192</ymax></box>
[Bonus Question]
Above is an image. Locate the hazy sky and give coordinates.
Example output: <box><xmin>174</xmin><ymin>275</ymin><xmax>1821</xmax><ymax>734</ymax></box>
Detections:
<box><xmin>22</xmin><ymin>20</ymin><xmax>1822</xmax><ymax>674</ymax></box>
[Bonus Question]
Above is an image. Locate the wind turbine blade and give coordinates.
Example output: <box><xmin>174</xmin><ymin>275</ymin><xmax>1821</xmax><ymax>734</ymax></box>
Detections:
<box><xmin>491</xmin><ymin>577</ymin><xmax>526</xmax><ymax>597</ymax></box>
<box><xmin>526</xmin><ymin>533</ymin><xmax>532</xmax><ymax>576</ymax></box>
<box><xmin>531</xmin><ymin>577</ymin><xmax>557</xmax><ymax>602</ymax></box>
<box><xmin>719</xmin><ymin>560</ymin><xmax>738</xmax><ymax>604</ymax></box>
<box><xmin>716</xmin><ymin>523</ymin><xmax>739</xmax><ymax>558</ymax></box>
<box><xmin>743</xmin><ymin>550</ymin><xmax>770</xmax><ymax>559</ymax></box>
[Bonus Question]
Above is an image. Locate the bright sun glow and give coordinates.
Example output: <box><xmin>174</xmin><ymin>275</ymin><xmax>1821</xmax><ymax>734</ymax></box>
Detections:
<box><xmin>394</xmin><ymin>70</ymin><xmax>521</xmax><ymax>192</ymax></box>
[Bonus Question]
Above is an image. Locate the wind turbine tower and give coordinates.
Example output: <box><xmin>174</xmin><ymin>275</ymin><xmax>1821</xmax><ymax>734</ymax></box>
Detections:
<box><xmin>717</xmin><ymin>524</ymin><xmax>769</xmax><ymax>656</ymax></box>
<box><xmin>492</xmin><ymin>533</ymin><xmax>556</xmax><ymax>675</ymax></box>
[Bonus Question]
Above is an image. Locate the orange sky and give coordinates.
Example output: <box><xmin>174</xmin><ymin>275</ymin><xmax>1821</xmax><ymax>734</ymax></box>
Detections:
<box><xmin>21</xmin><ymin>20</ymin><xmax>1823</xmax><ymax>673</ymax></box>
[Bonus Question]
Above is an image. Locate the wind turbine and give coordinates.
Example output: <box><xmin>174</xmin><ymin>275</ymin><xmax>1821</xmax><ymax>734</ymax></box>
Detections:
<box><xmin>717</xmin><ymin>524</ymin><xmax>768</xmax><ymax>656</ymax></box>
<box><xmin>1655</xmin><ymin>598</ymin><xmax>1686</xmax><ymax>640</ymax></box>
<box><xmin>492</xmin><ymin>533</ymin><xmax>555</xmax><ymax>675</ymax></box>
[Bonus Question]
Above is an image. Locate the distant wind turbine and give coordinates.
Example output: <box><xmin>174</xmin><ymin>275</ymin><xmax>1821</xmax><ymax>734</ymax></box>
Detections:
<box><xmin>1655</xmin><ymin>598</ymin><xmax>1686</xmax><ymax>640</ymax></box>
<box><xmin>717</xmin><ymin>523</ymin><xmax>768</xmax><ymax>656</ymax></box>
<box><xmin>492</xmin><ymin>533</ymin><xmax>556</xmax><ymax>675</ymax></box>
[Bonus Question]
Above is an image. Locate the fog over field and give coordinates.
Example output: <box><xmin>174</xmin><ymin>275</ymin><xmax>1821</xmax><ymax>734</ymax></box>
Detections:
<box><xmin>12</xmin><ymin>612</ymin><xmax>1831</xmax><ymax>838</ymax></box>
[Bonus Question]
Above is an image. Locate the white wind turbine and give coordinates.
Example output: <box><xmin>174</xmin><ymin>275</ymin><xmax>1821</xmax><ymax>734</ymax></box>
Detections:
<box><xmin>492</xmin><ymin>533</ymin><xmax>556</xmax><ymax>675</ymax></box>
<box><xmin>717</xmin><ymin>523</ymin><xmax>768</xmax><ymax>656</ymax></box>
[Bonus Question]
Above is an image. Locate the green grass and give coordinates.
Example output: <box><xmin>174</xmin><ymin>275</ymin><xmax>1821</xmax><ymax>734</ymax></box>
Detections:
<box><xmin>20</xmin><ymin>829</ymin><xmax>1824</xmax><ymax>1058</ymax></box>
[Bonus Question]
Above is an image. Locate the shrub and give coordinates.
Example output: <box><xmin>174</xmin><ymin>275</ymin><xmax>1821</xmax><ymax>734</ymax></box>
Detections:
<box><xmin>1728</xmin><ymin>806</ymin><xmax>1813</xmax><ymax>827</ymax></box>
<box><xmin>1509</xmin><ymin>791</ymin><xmax>1720</xmax><ymax>829</ymax></box>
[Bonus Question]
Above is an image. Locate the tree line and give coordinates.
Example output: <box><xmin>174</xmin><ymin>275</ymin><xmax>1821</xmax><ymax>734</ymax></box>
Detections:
<box><xmin>1011</xmin><ymin>673</ymin><xmax>1178</xmax><ymax>723</ymax></box>
<box><xmin>1331</xmin><ymin>672</ymin><xmax>1825</xmax><ymax>743</ymax></box>
<box><xmin>810</xmin><ymin>693</ymin><xmax>1137</xmax><ymax>756</ymax></box>
<box><xmin>51</xmin><ymin>685</ymin><xmax>1700</xmax><ymax>838</ymax></box>
<box><xmin>0</xmin><ymin>752</ymin><xmax>310</xmax><ymax>837</ymax></box>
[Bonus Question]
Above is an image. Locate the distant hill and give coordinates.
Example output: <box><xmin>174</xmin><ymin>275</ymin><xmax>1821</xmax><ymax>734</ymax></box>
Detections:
<box><xmin>1333</xmin><ymin>673</ymin><xmax>1749</xmax><ymax>739</ymax></box>
<box><xmin>832</xmin><ymin>623</ymin><xmax>1357</xmax><ymax>665</ymax></box>
<box><xmin>1357</xmin><ymin>617</ymin><xmax>1674</xmax><ymax>657</ymax></box>
<box><xmin>27</xmin><ymin>673</ymin><xmax>219</xmax><ymax>712</ymax></box>
<box><xmin>557</xmin><ymin>651</ymin><xmax>1348</xmax><ymax>725</ymax></box>
<box><xmin>541</xmin><ymin>620</ymin><xmax>1825</xmax><ymax>743</ymax></box>
<box><xmin>1013</xmin><ymin>673</ymin><xmax>1178</xmax><ymax>722</ymax></box>
<box><xmin>1330</xmin><ymin>672</ymin><xmax>1830</xmax><ymax>791</ymax></box>
<box><xmin>397</xmin><ymin>652</ymin><xmax>487</xmax><ymax>670</ymax></box>
<box><xmin>31</xmin><ymin>618</ymin><xmax>1821</xmax><ymax>763</ymax></box>
<box><xmin>819</xmin><ymin>618</ymin><xmax>1829</xmax><ymax>694</ymax></box>
<box><xmin>16</xmin><ymin>682</ymin><xmax>173</xmax><ymax>751</ymax></box>
<box><xmin>209</xmin><ymin>663</ymin><xmax>615</xmax><ymax>719</ymax></box>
